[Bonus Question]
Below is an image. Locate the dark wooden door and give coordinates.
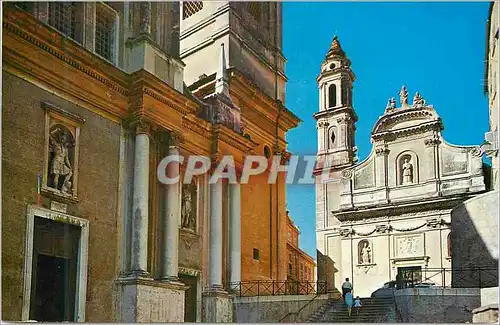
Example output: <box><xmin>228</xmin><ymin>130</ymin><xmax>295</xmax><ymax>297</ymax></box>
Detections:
<box><xmin>30</xmin><ymin>217</ymin><xmax>80</xmax><ymax>322</ymax></box>
<box><xmin>180</xmin><ymin>274</ymin><xmax>198</xmax><ymax>322</ymax></box>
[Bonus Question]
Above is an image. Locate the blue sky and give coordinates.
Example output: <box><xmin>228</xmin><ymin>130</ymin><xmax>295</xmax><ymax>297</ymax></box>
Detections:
<box><xmin>283</xmin><ymin>2</ymin><xmax>490</xmax><ymax>259</ymax></box>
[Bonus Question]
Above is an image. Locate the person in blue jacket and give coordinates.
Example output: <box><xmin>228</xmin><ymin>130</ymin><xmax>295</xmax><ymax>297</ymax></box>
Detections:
<box><xmin>344</xmin><ymin>291</ymin><xmax>353</xmax><ymax>317</ymax></box>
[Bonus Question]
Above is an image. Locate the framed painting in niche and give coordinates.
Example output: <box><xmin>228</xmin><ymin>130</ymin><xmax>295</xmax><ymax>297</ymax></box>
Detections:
<box><xmin>42</xmin><ymin>102</ymin><xmax>84</xmax><ymax>199</ymax></box>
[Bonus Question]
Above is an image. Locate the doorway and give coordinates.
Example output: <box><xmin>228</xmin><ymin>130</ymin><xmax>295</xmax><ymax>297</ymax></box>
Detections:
<box><xmin>397</xmin><ymin>266</ymin><xmax>422</xmax><ymax>288</ymax></box>
<box><xmin>30</xmin><ymin>217</ymin><xmax>80</xmax><ymax>322</ymax></box>
<box><xmin>179</xmin><ymin>274</ymin><xmax>198</xmax><ymax>322</ymax></box>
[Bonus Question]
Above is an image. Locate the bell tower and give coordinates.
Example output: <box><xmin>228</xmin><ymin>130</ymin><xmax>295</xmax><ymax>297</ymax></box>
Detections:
<box><xmin>314</xmin><ymin>36</ymin><xmax>357</xmax><ymax>171</ymax></box>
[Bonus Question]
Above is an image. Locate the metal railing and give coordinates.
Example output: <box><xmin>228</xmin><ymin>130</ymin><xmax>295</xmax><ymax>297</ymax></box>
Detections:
<box><xmin>397</xmin><ymin>267</ymin><xmax>498</xmax><ymax>289</ymax></box>
<box><xmin>228</xmin><ymin>280</ymin><xmax>331</xmax><ymax>297</ymax></box>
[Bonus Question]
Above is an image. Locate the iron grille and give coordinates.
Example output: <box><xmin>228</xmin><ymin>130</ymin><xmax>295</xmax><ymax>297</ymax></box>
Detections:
<box><xmin>183</xmin><ymin>1</ymin><xmax>203</xmax><ymax>20</ymax></box>
<box><xmin>48</xmin><ymin>2</ymin><xmax>81</xmax><ymax>42</ymax></box>
<box><xmin>95</xmin><ymin>4</ymin><xmax>116</xmax><ymax>62</ymax></box>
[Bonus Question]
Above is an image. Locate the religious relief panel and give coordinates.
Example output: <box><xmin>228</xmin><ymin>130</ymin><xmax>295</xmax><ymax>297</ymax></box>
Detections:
<box><xmin>181</xmin><ymin>180</ymin><xmax>198</xmax><ymax>232</ymax></box>
<box><xmin>394</xmin><ymin>234</ymin><xmax>424</xmax><ymax>258</ymax></box>
<box><xmin>42</xmin><ymin>103</ymin><xmax>83</xmax><ymax>199</ymax></box>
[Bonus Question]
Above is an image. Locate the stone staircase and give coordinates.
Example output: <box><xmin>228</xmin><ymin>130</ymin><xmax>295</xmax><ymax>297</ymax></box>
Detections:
<box><xmin>307</xmin><ymin>297</ymin><xmax>397</xmax><ymax>323</ymax></box>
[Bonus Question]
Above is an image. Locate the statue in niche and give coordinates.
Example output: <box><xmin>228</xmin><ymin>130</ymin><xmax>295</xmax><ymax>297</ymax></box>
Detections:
<box><xmin>49</xmin><ymin>126</ymin><xmax>73</xmax><ymax>194</ymax></box>
<box><xmin>402</xmin><ymin>158</ymin><xmax>413</xmax><ymax>184</ymax></box>
<box><xmin>399</xmin><ymin>86</ymin><xmax>409</xmax><ymax>107</ymax></box>
<box><xmin>181</xmin><ymin>182</ymin><xmax>197</xmax><ymax>231</ymax></box>
<box><xmin>361</xmin><ymin>241</ymin><xmax>372</xmax><ymax>264</ymax></box>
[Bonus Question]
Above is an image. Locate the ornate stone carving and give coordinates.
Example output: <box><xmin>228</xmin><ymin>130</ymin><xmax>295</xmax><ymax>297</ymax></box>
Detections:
<box><xmin>385</xmin><ymin>97</ymin><xmax>396</xmax><ymax>113</ymax></box>
<box><xmin>470</xmin><ymin>146</ymin><xmax>483</xmax><ymax>158</ymax></box>
<box><xmin>339</xmin><ymin>228</ymin><xmax>354</xmax><ymax>237</ymax></box>
<box><xmin>375</xmin><ymin>146</ymin><xmax>390</xmax><ymax>156</ymax></box>
<box><xmin>395</xmin><ymin>235</ymin><xmax>421</xmax><ymax>257</ymax></box>
<box><xmin>337</xmin><ymin>116</ymin><xmax>352</xmax><ymax>123</ymax></box>
<box><xmin>426</xmin><ymin>217</ymin><xmax>443</xmax><ymax>228</ymax></box>
<box><xmin>375</xmin><ymin>224</ymin><xmax>392</xmax><ymax>233</ymax></box>
<box><xmin>181</xmin><ymin>181</ymin><xmax>197</xmax><ymax>232</ymax></box>
<box><xmin>412</xmin><ymin>92</ymin><xmax>426</xmax><ymax>108</ymax></box>
<box><xmin>424</xmin><ymin>138</ymin><xmax>441</xmax><ymax>147</ymax></box>
<box><xmin>135</xmin><ymin>121</ymin><xmax>150</xmax><ymax>135</ymax></box>
<box><xmin>170</xmin><ymin>131</ymin><xmax>184</xmax><ymax>147</ymax></box>
<box><xmin>399</xmin><ymin>85</ymin><xmax>409</xmax><ymax>107</ymax></box>
<box><xmin>49</xmin><ymin>126</ymin><xmax>74</xmax><ymax>194</ymax></box>
<box><xmin>342</xmin><ymin>168</ymin><xmax>353</xmax><ymax>178</ymax></box>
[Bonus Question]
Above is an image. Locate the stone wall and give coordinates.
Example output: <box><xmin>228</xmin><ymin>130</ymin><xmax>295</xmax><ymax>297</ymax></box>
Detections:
<box><xmin>202</xmin><ymin>292</ymin><xmax>233</xmax><ymax>322</ymax></box>
<box><xmin>2</xmin><ymin>72</ymin><xmax>121</xmax><ymax>322</ymax></box>
<box><xmin>234</xmin><ymin>294</ymin><xmax>330</xmax><ymax>323</ymax></box>
<box><xmin>394</xmin><ymin>287</ymin><xmax>481</xmax><ymax>323</ymax></box>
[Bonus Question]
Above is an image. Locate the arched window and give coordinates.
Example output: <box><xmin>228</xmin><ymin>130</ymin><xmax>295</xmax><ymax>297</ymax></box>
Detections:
<box><xmin>328</xmin><ymin>84</ymin><xmax>337</xmax><ymax>108</ymax></box>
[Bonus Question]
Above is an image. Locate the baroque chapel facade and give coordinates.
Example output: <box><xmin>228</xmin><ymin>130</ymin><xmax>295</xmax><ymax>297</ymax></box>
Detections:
<box><xmin>2</xmin><ymin>1</ymin><xmax>298</xmax><ymax>323</ymax></box>
<box><xmin>314</xmin><ymin>36</ymin><xmax>487</xmax><ymax>298</ymax></box>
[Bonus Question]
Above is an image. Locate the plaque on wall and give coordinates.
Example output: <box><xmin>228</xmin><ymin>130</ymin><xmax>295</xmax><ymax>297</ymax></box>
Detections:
<box><xmin>50</xmin><ymin>201</ymin><xmax>67</xmax><ymax>213</ymax></box>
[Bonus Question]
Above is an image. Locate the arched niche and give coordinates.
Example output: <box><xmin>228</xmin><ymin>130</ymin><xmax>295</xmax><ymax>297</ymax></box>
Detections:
<box><xmin>358</xmin><ymin>239</ymin><xmax>373</xmax><ymax>264</ymax></box>
<box><xmin>47</xmin><ymin>124</ymin><xmax>75</xmax><ymax>193</ymax></box>
<box><xmin>396</xmin><ymin>151</ymin><xmax>419</xmax><ymax>186</ymax></box>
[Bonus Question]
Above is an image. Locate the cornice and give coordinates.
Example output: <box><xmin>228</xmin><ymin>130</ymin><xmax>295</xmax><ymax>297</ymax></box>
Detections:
<box><xmin>334</xmin><ymin>194</ymin><xmax>475</xmax><ymax>221</ymax></box>
<box><xmin>371</xmin><ymin>106</ymin><xmax>443</xmax><ymax>138</ymax></box>
<box><xmin>213</xmin><ymin>123</ymin><xmax>257</xmax><ymax>156</ymax></box>
<box><xmin>3</xmin><ymin>5</ymin><xmax>200</xmax><ymax>131</ymax></box>
<box><xmin>313</xmin><ymin>107</ymin><xmax>358</xmax><ymax>122</ymax></box>
<box><xmin>181</xmin><ymin>115</ymin><xmax>211</xmax><ymax>139</ymax></box>
<box><xmin>3</xmin><ymin>6</ymin><xmax>129</xmax><ymax>96</ymax></box>
<box><xmin>229</xmin><ymin>68</ymin><xmax>301</xmax><ymax>130</ymax></box>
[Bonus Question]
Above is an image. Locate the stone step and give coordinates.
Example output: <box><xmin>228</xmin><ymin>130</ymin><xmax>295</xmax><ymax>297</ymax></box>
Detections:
<box><xmin>307</xmin><ymin>297</ymin><xmax>396</xmax><ymax>323</ymax></box>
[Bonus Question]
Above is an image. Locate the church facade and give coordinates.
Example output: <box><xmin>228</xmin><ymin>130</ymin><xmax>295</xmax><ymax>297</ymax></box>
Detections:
<box><xmin>2</xmin><ymin>1</ymin><xmax>298</xmax><ymax>323</ymax></box>
<box><xmin>314</xmin><ymin>37</ymin><xmax>487</xmax><ymax>298</ymax></box>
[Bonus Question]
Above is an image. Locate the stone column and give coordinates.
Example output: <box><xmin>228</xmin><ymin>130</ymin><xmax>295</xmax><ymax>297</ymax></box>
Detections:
<box><xmin>229</xmin><ymin>183</ymin><xmax>241</xmax><ymax>286</ymax></box>
<box><xmin>131</xmin><ymin>123</ymin><xmax>150</xmax><ymax>276</ymax></box>
<box><xmin>209</xmin><ymin>179</ymin><xmax>223</xmax><ymax>290</ymax></box>
<box><xmin>162</xmin><ymin>133</ymin><xmax>181</xmax><ymax>281</ymax></box>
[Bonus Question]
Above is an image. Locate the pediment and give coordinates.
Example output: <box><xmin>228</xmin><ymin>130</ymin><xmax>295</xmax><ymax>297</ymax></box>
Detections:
<box><xmin>371</xmin><ymin>106</ymin><xmax>442</xmax><ymax>139</ymax></box>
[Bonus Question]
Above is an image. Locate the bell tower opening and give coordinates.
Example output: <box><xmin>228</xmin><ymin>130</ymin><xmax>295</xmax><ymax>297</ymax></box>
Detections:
<box><xmin>328</xmin><ymin>84</ymin><xmax>337</xmax><ymax>108</ymax></box>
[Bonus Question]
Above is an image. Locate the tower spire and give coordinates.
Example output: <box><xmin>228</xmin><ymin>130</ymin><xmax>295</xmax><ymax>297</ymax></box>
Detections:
<box><xmin>326</xmin><ymin>35</ymin><xmax>346</xmax><ymax>59</ymax></box>
<box><xmin>215</xmin><ymin>43</ymin><xmax>230</xmax><ymax>98</ymax></box>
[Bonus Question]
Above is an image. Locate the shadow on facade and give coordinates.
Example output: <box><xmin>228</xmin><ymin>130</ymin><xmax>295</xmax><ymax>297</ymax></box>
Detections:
<box><xmin>451</xmin><ymin>190</ymin><xmax>499</xmax><ymax>288</ymax></box>
<box><xmin>316</xmin><ymin>250</ymin><xmax>338</xmax><ymax>292</ymax></box>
